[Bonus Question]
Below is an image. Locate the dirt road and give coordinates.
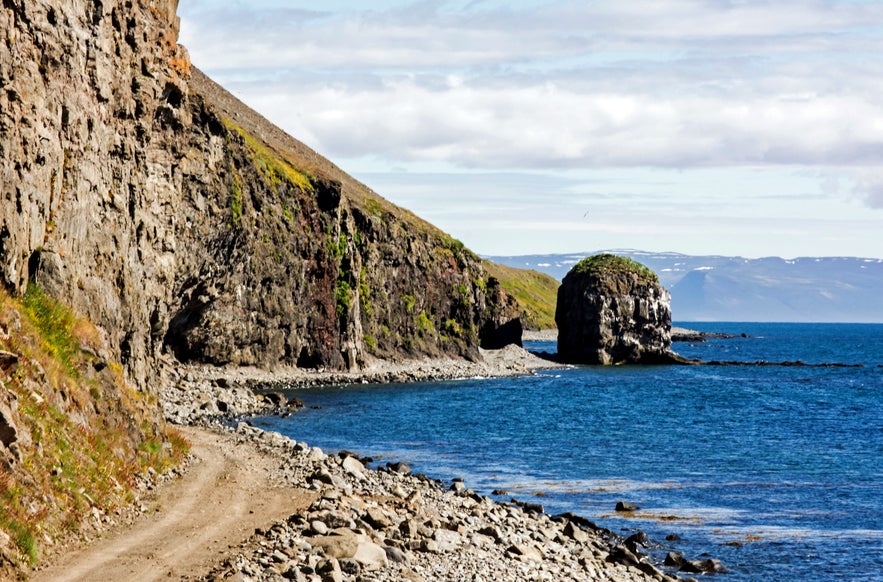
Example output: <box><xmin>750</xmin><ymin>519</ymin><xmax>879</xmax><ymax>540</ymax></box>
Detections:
<box><xmin>33</xmin><ymin>426</ymin><xmax>314</xmax><ymax>582</ymax></box>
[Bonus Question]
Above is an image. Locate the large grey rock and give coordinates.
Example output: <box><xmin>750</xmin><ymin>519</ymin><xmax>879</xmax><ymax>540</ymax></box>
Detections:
<box><xmin>479</xmin><ymin>277</ymin><xmax>524</xmax><ymax>349</ymax></box>
<box><xmin>383</xmin><ymin>545</ymin><xmax>410</xmax><ymax>565</ymax></box>
<box><xmin>310</xmin><ymin>533</ymin><xmax>388</xmax><ymax>571</ymax></box>
<box><xmin>556</xmin><ymin>254</ymin><xmax>679</xmax><ymax>365</ymax></box>
<box><xmin>341</xmin><ymin>455</ymin><xmax>365</xmax><ymax>479</ymax></box>
<box><xmin>316</xmin><ymin>557</ymin><xmax>344</xmax><ymax>582</ymax></box>
<box><xmin>563</xmin><ymin>521</ymin><xmax>589</xmax><ymax>543</ymax></box>
<box><xmin>506</xmin><ymin>543</ymin><xmax>543</xmax><ymax>562</ymax></box>
<box><xmin>432</xmin><ymin>528</ymin><xmax>464</xmax><ymax>552</ymax></box>
<box><xmin>386</xmin><ymin>461</ymin><xmax>411</xmax><ymax>475</ymax></box>
<box><xmin>363</xmin><ymin>507</ymin><xmax>394</xmax><ymax>530</ymax></box>
<box><xmin>0</xmin><ymin>398</ymin><xmax>20</xmax><ymax>464</ymax></box>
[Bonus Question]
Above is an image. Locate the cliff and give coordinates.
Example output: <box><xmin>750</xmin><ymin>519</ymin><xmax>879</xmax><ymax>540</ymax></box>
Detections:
<box><xmin>0</xmin><ymin>0</ymin><xmax>520</xmax><ymax>571</ymax></box>
<box><xmin>0</xmin><ymin>1</ymin><xmax>519</xmax><ymax>389</ymax></box>
<box><xmin>1</xmin><ymin>1</ymin><xmax>190</xmax><ymax>571</ymax></box>
<box><xmin>167</xmin><ymin>70</ymin><xmax>521</xmax><ymax>369</ymax></box>
<box><xmin>555</xmin><ymin>255</ymin><xmax>676</xmax><ymax>364</ymax></box>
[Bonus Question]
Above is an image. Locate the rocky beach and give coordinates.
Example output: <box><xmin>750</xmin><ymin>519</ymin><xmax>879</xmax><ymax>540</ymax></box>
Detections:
<box><xmin>159</xmin><ymin>345</ymin><xmax>565</xmax><ymax>426</ymax></box>
<box><xmin>31</xmin><ymin>324</ymin><xmax>883</xmax><ymax>582</ymax></box>
<box><xmin>31</xmin><ymin>344</ymin><xmax>728</xmax><ymax>582</ymax></box>
<box><xmin>124</xmin><ymin>345</ymin><xmax>704</xmax><ymax>582</ymax></box>
<box><xmin>196</xmin><ymin>422</ymin><xmax>676</xmax><ymax>582</ymax></box>
<box><xmin>119</xmin><ymin>344</ymin><xmax>734</xmax><ymax>582</ymax></box>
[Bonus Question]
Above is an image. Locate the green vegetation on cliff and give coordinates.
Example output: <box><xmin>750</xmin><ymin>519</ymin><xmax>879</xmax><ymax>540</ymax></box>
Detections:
<box><xmin>22</xmin><ymin>285</ymin><xmax>82</xmax><ymax>377</ymax></box>
<box><xmin>168</xmin><ymin>73</ymin><xmax>521</xmax><ymax>368</ymax></box>
<box><xmin>481</xmin><ymin>261</ymin><xmax>559</xmax><ymax>330</ymax></box>
<box><xmin>224</xmin><ymin>118</ymin><xmax>314</xmax><ymax>194</ymax></box>
<box><xmin>0</xmin><ymin>288</ymin><xmax>187</xmax><ymax>570</ymax></box>
<box><xmin>569</xmin><ymin>254</ymin><xmax>658</xmax><ymax>285</ymax></box>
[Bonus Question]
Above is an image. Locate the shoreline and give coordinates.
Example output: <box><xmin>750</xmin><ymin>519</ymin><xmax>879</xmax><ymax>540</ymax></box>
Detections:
<box><xmin>159</xmin><ymin>327</ymin><xmax>753</xmax><ymax>426</ymax></box>
<box><xmin>37</xmin><ymin>377</ymin><xmax>688</xmax><ymax>582</ymax></box>
<box><xmin>161</xmin><ymin>344</ymin><xmax>569</xmax><ymax>425</ymax></box>
<box><xmin>152</xmin><ymin>345</ymin><xmax>729</xmax><ymax>581</ymax></box>
<box><xmin>523</xmin><ymin>327</ymin><xmax>729</xmax><ymax>343</ymax></box>
<box><xmin>194</xmin><ymin>343</ymin><xmax>562</xmax><ymax>386</ymax></box>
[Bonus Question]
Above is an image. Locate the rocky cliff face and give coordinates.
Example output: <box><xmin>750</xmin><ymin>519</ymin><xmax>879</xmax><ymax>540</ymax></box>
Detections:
<box><xmin>160</xmin><ymin>70</ymin><xmax>521</xmax><ymax>374</ymax></box>
<box><xmin>555</xmin><ymin>255</ymin><xmax>675</xmax><ymax>365</ymax></box>
<box><xmin>1</xmin><ymin>3</ymin><xmax>191</xmax><ymax>568</ymax></box>
<box><xmin>1</xmin><ymin>0</ymin><xmax>191</xmax><ymax>390</ymax></box>
<box><xmin>0</xmin><ymin>2</ymin><xmax>520</xmax><ymax>568</ymax></box>
<box><xmin>0</xmin><ymin>0</ymin><xmax>520</xmax><ymax>391</ymax></box>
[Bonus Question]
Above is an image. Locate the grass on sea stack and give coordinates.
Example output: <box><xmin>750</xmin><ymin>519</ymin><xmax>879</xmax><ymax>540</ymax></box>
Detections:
<box><xmin>569</xmin><ymin>254</ymin><xmax>659</xmax><ymax>285</ymax></box>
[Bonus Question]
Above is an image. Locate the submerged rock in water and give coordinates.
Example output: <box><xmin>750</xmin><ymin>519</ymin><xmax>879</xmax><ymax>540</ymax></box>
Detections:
<box><xmin>555</xmin><ymin>254</ymin><xmax>680</xmax><ymax>365</ymax></box>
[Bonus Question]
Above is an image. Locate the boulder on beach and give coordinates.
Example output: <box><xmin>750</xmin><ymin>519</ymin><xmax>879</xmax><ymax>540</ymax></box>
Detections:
<box><xmin>555</xmin><ymin>254</ymin><xmax>681</xmax><ymax>365</ymax></box>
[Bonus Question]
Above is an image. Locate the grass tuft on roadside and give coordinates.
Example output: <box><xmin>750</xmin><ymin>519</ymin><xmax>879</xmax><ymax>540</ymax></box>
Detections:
<box><xmin>0</xmin><ymin>287</ymin><xmax>188</xmax><ymax>574</ymax></box>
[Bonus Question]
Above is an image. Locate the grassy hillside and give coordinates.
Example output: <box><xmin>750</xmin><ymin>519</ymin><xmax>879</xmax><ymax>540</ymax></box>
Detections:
<box><xmin>191</xmin><ymin>69</ymin><xmax>458</xmax><ymax>243</ymax></box>
<box><xmin>0</xmin><ymin>287</ymin><xmax>186</xmax><ymax>575</ymax></box>
<box><xmin>481</xmin><ymin>261</ymin><xmax>559</xmax><ymax>330</ymax></box>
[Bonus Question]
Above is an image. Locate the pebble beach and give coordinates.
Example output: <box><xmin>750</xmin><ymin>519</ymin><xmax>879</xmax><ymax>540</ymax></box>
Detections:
<box><xmin>197</xmin><ymin>422</ymin><xmax>679</xmax><ymax>582</ymax></box>
<box><xmin>154</xmin><ymin>345</ymin><xmax>722</xmax><ymax>582</ymax></box>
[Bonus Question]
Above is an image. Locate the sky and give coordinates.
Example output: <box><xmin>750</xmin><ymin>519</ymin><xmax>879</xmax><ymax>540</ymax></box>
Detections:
<box><xmin>177</xmin><ymin>0</ymin><xmax>883</xmax><ymax>259</ymax></box>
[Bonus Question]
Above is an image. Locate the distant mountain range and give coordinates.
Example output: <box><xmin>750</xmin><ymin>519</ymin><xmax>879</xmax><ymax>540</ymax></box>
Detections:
<box><xmin>484</xmin><ymin>250</ymin><xmax>883</xmax><ymax>323</ymax></box>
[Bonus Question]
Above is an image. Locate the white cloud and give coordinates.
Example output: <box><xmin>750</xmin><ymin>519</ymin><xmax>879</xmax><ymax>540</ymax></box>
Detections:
<box><xmin>177</xmin><ymin>0</ymin><xmax>883</xmax><ymax>255</ymax></box>
<box><xmin>180</xmin><ymin>0</ymin><xmax>883</xmax><ymax>71</ymax></box>
<box><xmin>180</xmin><ymin>0</ymin><xmax>883</xmax><ymax>172</ymax></box>
<box><xmin>853</xmin><ymin>170</ymin><xmax>883</xmax><ymax>209</ymax></box>
<box><xmin>236</xmin><ymin>77</ymin><xmax>883</xmax><ymax>169</ymax></box>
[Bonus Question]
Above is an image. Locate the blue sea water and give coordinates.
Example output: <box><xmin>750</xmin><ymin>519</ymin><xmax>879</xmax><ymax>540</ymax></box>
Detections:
<box><xmin>250</xmin><ymin>323</ymin><xmax>883</xmax><ymax>581</ymax></box>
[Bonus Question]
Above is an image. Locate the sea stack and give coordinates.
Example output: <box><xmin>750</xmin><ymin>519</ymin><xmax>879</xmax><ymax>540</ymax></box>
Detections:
<box><xmin>555</xmin><ymin>254</ymin><xmax>677</xmax><ymax>364</ymax></box>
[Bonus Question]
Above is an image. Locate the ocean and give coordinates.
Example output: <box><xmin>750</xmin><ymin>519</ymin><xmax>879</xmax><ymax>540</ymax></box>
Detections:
<box><xmin>250</xmin><ymin>323</ymin><xmax>883</xmax><ymax>581</ymax></box>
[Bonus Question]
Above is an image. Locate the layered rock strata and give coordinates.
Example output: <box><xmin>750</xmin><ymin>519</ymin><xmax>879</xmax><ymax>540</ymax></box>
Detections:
<box><xmin>556</xmin><ymin>255</ymin><xmax>677</xmax><ymax>365</ymax></box>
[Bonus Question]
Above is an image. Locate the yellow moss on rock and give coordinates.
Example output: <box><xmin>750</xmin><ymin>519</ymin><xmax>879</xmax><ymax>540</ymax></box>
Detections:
<box><xmin>222</xmin><ymin>117</ymin><xmax>314</xmax><ymax>193</ymax></box>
